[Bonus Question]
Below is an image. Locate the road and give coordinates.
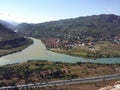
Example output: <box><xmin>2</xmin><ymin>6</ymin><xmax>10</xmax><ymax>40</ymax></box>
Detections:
<box><xmin>0</xmin><ymin>74</ymin><xmax>120</xmax><ymax>90</ymax></box>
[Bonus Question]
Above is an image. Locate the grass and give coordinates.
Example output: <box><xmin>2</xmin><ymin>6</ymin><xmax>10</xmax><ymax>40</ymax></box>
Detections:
<box><xmin>51</xmin><ymin>42</ymin><xmax>120</xmax><ymax>59</ymax></box>
<box><xmin>95</xmin><ymin>42</ymin><xmax>120</xmax><ymax>57</ymax></box>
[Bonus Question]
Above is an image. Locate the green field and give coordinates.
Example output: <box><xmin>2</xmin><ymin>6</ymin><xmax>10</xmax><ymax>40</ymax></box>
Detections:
<box><xmin>51</xmin><ymin>42</ymin><xmax>120</xmax><ymax>59</ymax></box>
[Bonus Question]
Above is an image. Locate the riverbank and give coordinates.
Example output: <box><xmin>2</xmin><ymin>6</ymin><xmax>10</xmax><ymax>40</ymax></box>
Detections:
<box><xmin>49</xmin><ymin>42</ymin><xmax>120</xmax><ymax>59</ymax></box>
<box><xmin>0</xmin><ymin>38</ymin><xmax>33</xmax><ymax>57</ymax></box>
<box><xmin>0</xmin><ymin>60</ymin><xmax>120</xmax><ymax>86</ymax></box>
<box><xmin>0</xmin><ymin>38</ymin><xmax>120</xmax><ymax>66</ymax></box>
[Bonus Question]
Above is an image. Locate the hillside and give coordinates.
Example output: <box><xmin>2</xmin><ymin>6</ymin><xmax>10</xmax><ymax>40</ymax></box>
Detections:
<box><xmin>0</xmin><ymin>24</ymin><xmax>33</xmax><ymax>56</ymax></box>
<box><xmin>0</xmin><ymin>20</ymin><xmax>16</xmax><ymax>31</ymax></box>
<box><xmin>0</xmin><ymin>60</ymin><xmax>120</xmax><ymax>86</ymax></box>
<box><xmin>15</xmin><ymin>14</ymin><xmax>120</xmax><ymax>58</ymax></box>
<box><xmin>16</xmin><ymin>14</ymin><xmax>120</xmax><ymax>39</ymax></box>
<box><xmin>0</xmin><ymin>24</ymin><xmax>18</xmax><ymax>42</ymax></box>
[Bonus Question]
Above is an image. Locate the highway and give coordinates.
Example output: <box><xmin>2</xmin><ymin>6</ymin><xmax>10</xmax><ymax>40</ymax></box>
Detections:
<box><xmin>0</xmin><ymin>74</ymin><xmax>120</xmax><ymax>90</ymax></box>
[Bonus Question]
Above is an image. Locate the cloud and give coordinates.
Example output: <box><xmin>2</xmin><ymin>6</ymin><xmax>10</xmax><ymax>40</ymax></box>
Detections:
<box><xmin>0</xmin><ymin>13</ymin><xmax>24</xmax><ymax>22</ymax></box>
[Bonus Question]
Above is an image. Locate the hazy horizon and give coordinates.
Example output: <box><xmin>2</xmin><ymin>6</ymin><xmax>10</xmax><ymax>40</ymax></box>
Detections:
<box><xmin>0</xmin><ymin>0</ymin><xmax>120</xmax><ymax>23</ymax></box>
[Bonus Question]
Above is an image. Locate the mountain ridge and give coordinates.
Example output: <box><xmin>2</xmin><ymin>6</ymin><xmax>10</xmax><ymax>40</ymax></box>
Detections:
<box><xmin>16</xmin><ymin>14</ymin><xmax>120</xmax><ymax>39</ymax></box>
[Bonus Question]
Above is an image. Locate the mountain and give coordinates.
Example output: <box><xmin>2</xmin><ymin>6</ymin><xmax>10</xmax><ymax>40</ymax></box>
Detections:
<box><xmin>0</xmin><ymin>20</ymin><xmax>16</xmax><ymax>31</ymax></box>
<box><xmin>2</xmin><ymin>20</ymin><xmax>19</xmax><ymax>26</ymax></box>
<box><xmin>16</xmin><ymin>14</ymin><xmax>120</xmax><ymax>41</ymax></box>
<box><xmin>0</xmin><ymin>24</ymin><xmax>19</xmax><ymax>41</ymax></box>
<box><xmin>0</xmin><ymin>24</ymin><xmax>31</xmax><ymax>49</ymax></box>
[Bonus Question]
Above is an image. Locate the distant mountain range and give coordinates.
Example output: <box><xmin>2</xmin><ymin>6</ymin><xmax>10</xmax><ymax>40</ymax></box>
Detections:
<box><xmin>0</xmin><ymin>14</ymin><xmax>120</xmax><ymax>42</ymax></box>
<box><xmin>14</xmin><ymin>14</ymin><xmax>120</xmax><ymax>40</ymax></box>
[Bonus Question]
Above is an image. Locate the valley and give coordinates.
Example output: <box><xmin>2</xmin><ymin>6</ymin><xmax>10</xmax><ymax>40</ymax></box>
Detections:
<box><xmin>15</xmin><ymin>14</ymin><xmax>120</xmax><ymax>59</ymax></box>
<box><xmin>0</xmin><ymin>14</ymin><xmax>120</xmax><ymax>90</ymax></box>
<box><xmin>0</xmin><ymin>37</ymin><xmax>120</xmax><ymax>66</ymax></box>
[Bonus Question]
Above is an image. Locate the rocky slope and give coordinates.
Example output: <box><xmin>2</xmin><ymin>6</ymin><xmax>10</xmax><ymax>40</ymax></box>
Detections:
<box><xmin>99</xmin><ymin>80</ymin><xmax>120</xmax><ymax>90</ymax></box>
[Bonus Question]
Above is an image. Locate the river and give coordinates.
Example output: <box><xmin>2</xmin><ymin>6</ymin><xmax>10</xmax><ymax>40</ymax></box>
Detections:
<box><xmin>0</xmin><ymin>38</ymin><xmax>120</xmax><ymax>66</ymax></box>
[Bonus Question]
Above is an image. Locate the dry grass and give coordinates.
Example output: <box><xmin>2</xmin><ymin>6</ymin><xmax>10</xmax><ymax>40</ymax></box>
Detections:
<box><xmin>1</xmin><ymin>60</ymin><xmax>120</xmax><ymax>86</ymax></box>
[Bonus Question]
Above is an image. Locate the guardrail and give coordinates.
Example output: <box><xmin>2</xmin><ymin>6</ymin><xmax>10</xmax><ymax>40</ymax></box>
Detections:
<box><xmin>0</xmin><ymin>74</ymin><xmax>120</xmax><ymax>90</ymax></box>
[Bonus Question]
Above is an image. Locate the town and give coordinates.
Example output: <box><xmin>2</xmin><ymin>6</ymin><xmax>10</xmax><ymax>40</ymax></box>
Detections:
<box><xmin>43</xmin><ymin>32</ymin><xmax>120</xmax><ymax>50</ymax></box>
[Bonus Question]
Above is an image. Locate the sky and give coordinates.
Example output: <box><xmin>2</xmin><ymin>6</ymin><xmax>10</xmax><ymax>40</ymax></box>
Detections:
<box><xmin>0</xmin><ymin>0</ymin><xmax>120</xmax><ymax>23</ymax></box>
